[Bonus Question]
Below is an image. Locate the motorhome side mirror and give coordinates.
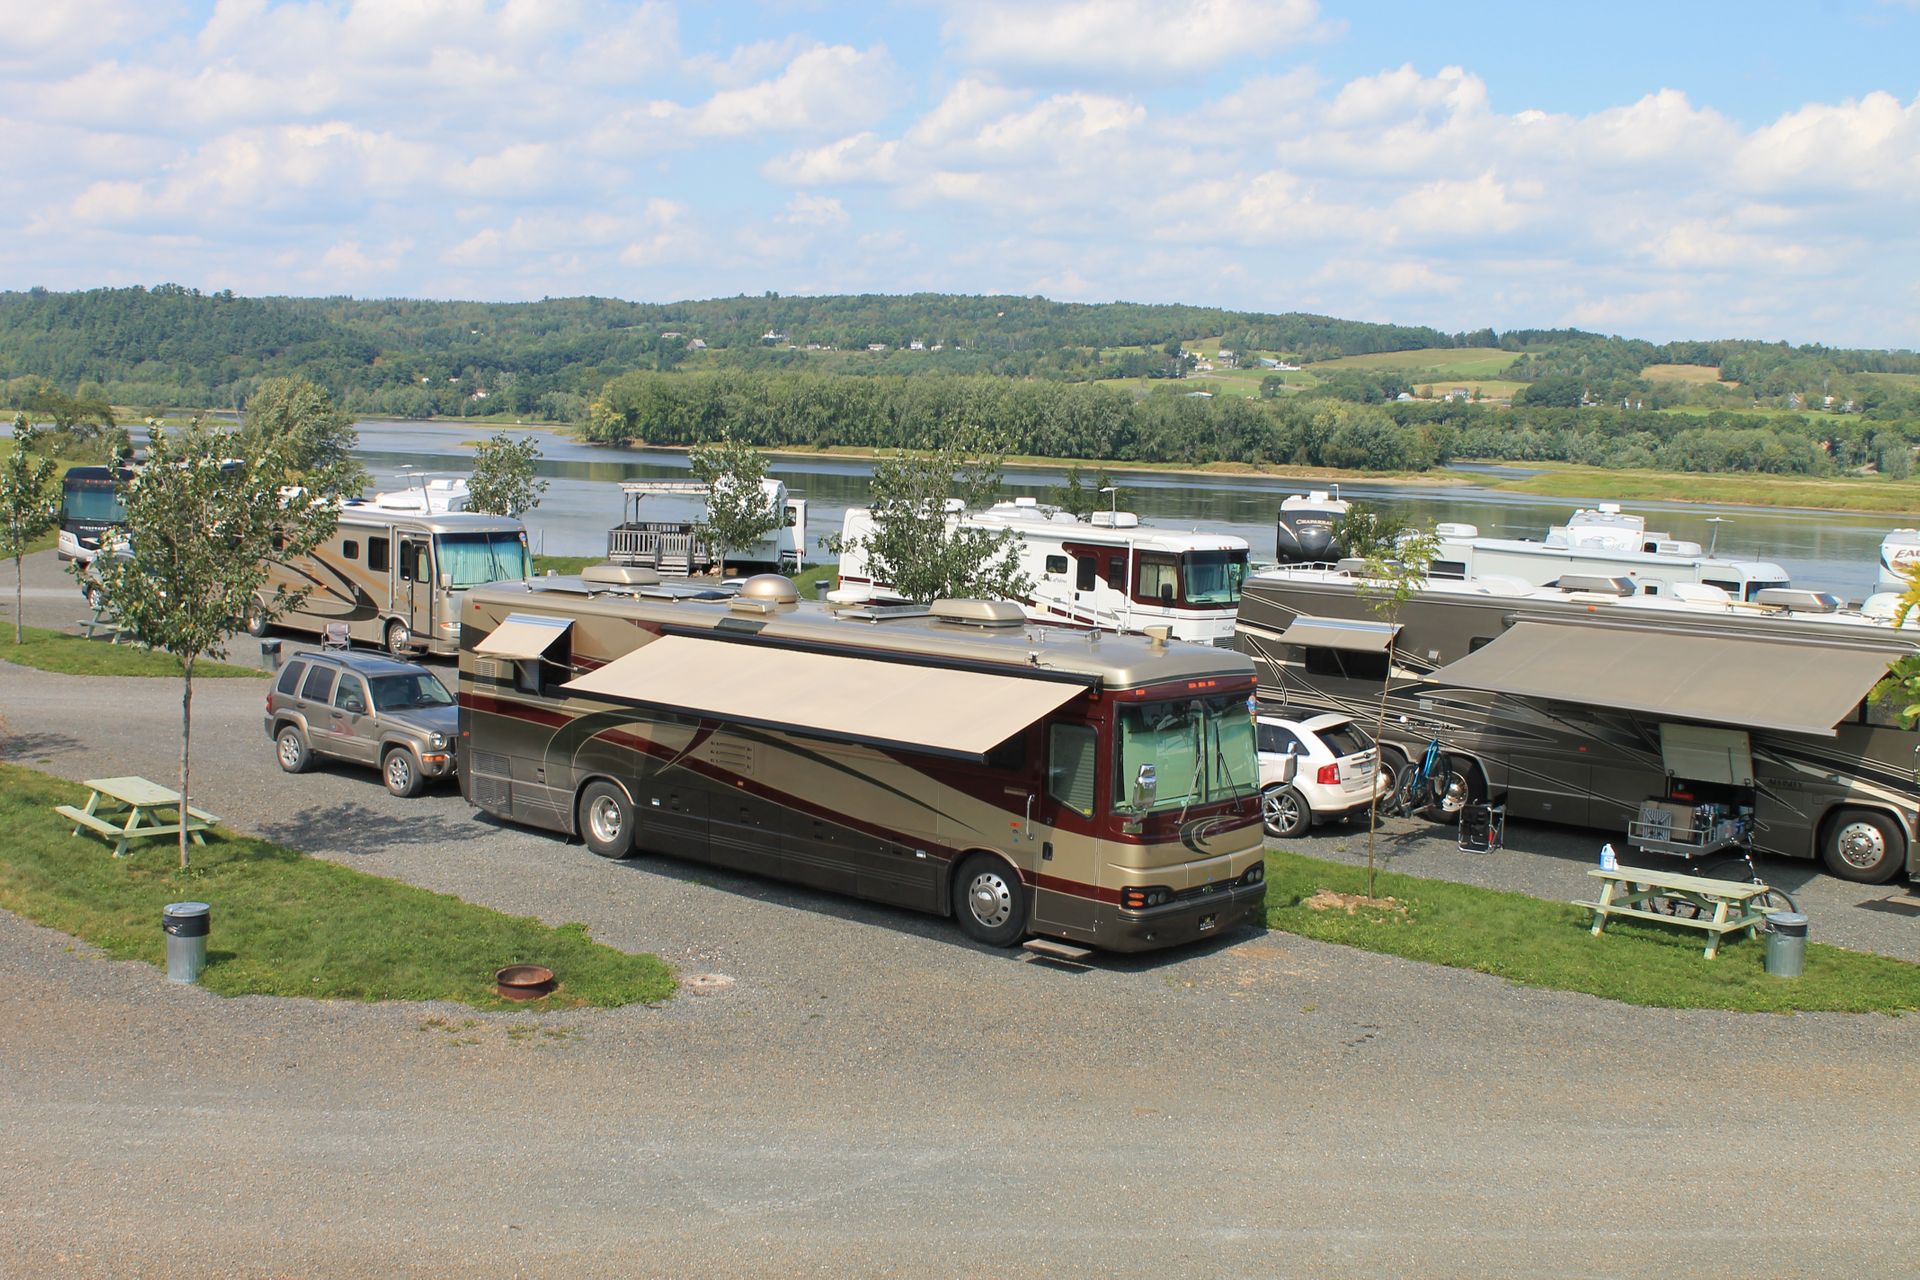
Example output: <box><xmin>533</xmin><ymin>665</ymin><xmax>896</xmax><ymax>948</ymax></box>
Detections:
<box><xmin>439</xmin><ymin>573</ymin><xmax>453</xmax><ymax>589</ymax></box>
<box><xmin>1132</xmin><ymin>763</ymin><xmax>1157</xmax><ymax>811</ymax></box>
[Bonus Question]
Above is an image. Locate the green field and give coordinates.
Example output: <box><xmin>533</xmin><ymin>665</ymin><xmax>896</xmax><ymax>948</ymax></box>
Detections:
<box><xmin>1305</xmin><ymin>347</ymin><xmax>1520</xmax><ymax>378</ymax></box>
<box><xmin>1483</xmin><ymin>462</ymin><xmax>1920</xmax><ymax>515</ymax></box>
<box><xmin>1641</xmin><ymin>363</ymin><xmax>1730</xmax><ymax>385</ymax></box>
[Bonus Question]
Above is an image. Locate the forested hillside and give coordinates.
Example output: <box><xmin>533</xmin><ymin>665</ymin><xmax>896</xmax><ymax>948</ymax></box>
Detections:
<box><xmin>3</xmin><ymin>284</ymin><xmax>1918</xmax><ymax>477</ymax></box>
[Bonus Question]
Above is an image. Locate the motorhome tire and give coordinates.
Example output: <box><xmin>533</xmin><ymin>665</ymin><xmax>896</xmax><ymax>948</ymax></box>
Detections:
<box><xmin>579</xmin><ymin>781</ymin><xmax>636</xmax><ymax>859</ymax></box>
<box><xmin>1427</xmin><ymin>757</ymin><xmax>1484</xmax><ymax>824</ymax></box>
<box><xmin>244</xmin><ymin>597</ymin><xmax>269</xmax><ymax>637</ymax></box>
<box><xmin>383</xmin><ymin>747</ymin><xmax>424</xmax><ymax>798</ymax></box>
<box><xmin>1261</xmin><ymin>784</ymin><xmax>1312</xmax><ymax>839</ymax></box>
<box><xmin>1373</xmin><ymin>746</ymin><xmax>1406</xmax><ymax>809</ymax></box>
<box><xmin>276</xmin><ymin>724</ymin><xmax>311</xmax><ymax>774</ymax></box>
<box><xmin>385</xmin><ymin>619</ymin><xmax>412</xmax><ymax>655</ymax></box>
<box><xmin>1821</xmin><ymin>809</ymin><xmax>1904</xmax><ymax>884</ymax></box>
<box><xmin>954</xmin><ymin>853</ymin><xmax>1027</xmax><ymax>947</ymax></box>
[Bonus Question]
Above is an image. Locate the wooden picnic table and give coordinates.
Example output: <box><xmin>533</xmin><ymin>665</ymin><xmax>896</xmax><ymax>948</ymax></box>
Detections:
<box><xmin>1573</xmin><ymin>866</ymin><xmax>1773</xmax><ymax>960</ymax></box>
<box><xmin>55</xmin><ymin>776</ymin><xmax>219</xmax><ymax>858</ymax></box>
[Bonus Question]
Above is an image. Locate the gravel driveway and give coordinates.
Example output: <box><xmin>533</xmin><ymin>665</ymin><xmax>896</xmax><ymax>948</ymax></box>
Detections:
<box><xmin>4</xmin><ymin>549</ymin><xmax>1919</xmax><ymax>1278</ymax></box>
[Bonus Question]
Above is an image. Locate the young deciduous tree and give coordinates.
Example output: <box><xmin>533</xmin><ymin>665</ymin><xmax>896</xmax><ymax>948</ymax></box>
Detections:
<box><xmin>1048</xmin><ymin>465</ymin><xmax>1115</xmax><ymax>521</ymax></box>
<box><xmin>827</xmin><ymin>428</ymin><xmax>1032</xmax><ymax>604</ymax></box>
<box><xmin>467</xmin><ymin>431</ymin><xmax>549</xmax><ymax>517</ymax></box>
<box><xmin>82</xmin><ymin>419</ymin><xmax>337</xmax><ymax>869</ymax></box>
<box><xmin>1</xmin><ymin>418</ymin><xmax>61</xmax><ymax>643</ymax></box>
<box><xmin>1356</xmin><ymin>523</ymin><xmax>1439</xmax><ymax>900</ymax></box>
<box><xmin>237</xmin><ymin>375</ymin><xmax>367</xmax><ymax>497</ymax></box>
<box><xmin>687</xmin><ymin>436</ymin><xmax>779</xmax><ymax>575</ymax></box>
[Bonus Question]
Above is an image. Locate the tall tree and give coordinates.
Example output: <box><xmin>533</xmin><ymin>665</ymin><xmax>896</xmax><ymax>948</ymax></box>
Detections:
<box><xmin>237</xmin><ymin>375</ymin><xmax>367</xmax><ymax>497</ymax></box>
<box><xmin>688</xmin><ymin>435</ymin><xmax>780</xmax><ymax>575</ymax></box>
<box><xmin>0</xmin><ymin>418</ymin><xmax>61</xmax><ymax>643</ymax></box>
<box><xmin>828</xmin><ymin>428</ymin><xmax>1032</xmax><ymax>603</ymax></box>
<box><xmin>1048</xmin><ymin>465</ymin><xmax>1115</xmax><ymax>521</ymax></box>
<box><xmin>81</xmin><ymin>418</ymin><xmax>336</xmax><ymax>868</ymax></box>
<box><xmin>466</xmin><ymin>431</ymin><xmax>548</xmax><ymax>517</ymax></box>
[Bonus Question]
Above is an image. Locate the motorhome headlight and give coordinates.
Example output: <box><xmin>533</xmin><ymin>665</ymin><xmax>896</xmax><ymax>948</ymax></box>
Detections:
<box><xmin>1120</xmin><ymin>885</ymin><xmax>1174</xmax><ymax>910</ymax></box>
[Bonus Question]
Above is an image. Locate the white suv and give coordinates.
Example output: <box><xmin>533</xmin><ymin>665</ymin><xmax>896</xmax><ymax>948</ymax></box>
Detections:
<box><xmin>1255</xmin><ymin>710</ymin><xmax>1389</xmax><ymax>838</ymax></box>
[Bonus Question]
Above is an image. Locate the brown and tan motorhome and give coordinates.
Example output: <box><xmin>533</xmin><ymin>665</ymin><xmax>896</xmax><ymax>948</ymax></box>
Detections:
<box><xmin>1236</xmin><ymin>567</ymin><xmax>1920</xmax><ymax>884</ymax></box>
<box><xmin>457</xmin><ymin>569</ymin><xmax>1268</xmax><ymax>953</ymax></box>
<box><xmin>248</xmin><ymin>503</ymin><xmax>530</xmax><ymax>656</ymax></box>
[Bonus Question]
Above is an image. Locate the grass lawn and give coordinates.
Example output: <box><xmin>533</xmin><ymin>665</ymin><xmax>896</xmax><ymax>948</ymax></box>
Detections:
<box><xmin>1264</xmin><ymin>850</ymin><xmax>1920</xmax><ymax>1013</ymax></box>
<box><xmin>0</xmin><ymin>763</ymin><xmax>675</xmax><ymax>1008</ymax></box>
<box><xmin>1484</xmin><ymin>462</ymin><xmax>1920</xmax><ymax>516</ymax></box>
<box><xmin>0</xmin><ymin>625</ymin><xmax>265</xmax><ymax>678</ymax></box>
<box><xmin>1306</xmin><ymin>347</ymin><xmax>1520</xmax><ymax>379</ymax></box>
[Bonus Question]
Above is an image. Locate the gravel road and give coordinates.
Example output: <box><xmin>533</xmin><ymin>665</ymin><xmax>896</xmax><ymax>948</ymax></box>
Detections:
<box><xmin>4</xmin><ymin>549</ymin><xmax>1919</xmax><ymax>1278</ymax></box>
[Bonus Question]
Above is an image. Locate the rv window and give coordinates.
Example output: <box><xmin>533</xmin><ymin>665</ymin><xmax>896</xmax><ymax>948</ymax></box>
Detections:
<box><xmin>1467</xmin><ymin>636</ymin><xmax>1495</xmax><ymax>653</ymax></box>
<box><xmin>333</xmin><ymin>676</ymin><xmax>368</xmax><ymax>716</ymax></box>
<box><xmin>1075</xmin><ymin>556</ymin><xmax>1096</xmax><ymax>592</ymax></box>
<box><xmin>513</xmin><ymin>632</ymin><xmax>572</xmax><ymax>697</ymax></box>
<box><xmin>1107</xmin><ymin>557</ymin><xmax>1124</xmax><ymax>586</ymax></box>
<box><xmin>1047</xmin><ymin>723</ymin><xmax>1098</xmax><ymax>818</ymax></box>
<box><xmin>299</xmin><ymin>665</ymin><xmax>337</xmax><ymax>703</ymax></box>
<box><xmin>1430</xmin><ymin>559</ymin><xmax>1467</xmax><ymax>579</ymax></box>
<box><xmin>1643</xmin><ymin>584</ymin><xmax>1659</xmax><ymax>595</ymax></box>
<box><xmin>368</xmin><ymin>537</ymin><xmax>390</xmax><ymax>572</ymax></box>
<box><xmin>1135</xmin><ymin>555</ymin><xmax>1180</xmax><ymax>605</ymax></box>
<box><xmin>1860</xmin><ymin>697</ymin><xmax>1908</xmax><ymax>729</ymax></box>
<box><xmin>342</xmin><ymin>540</ymin><xmax>359</xmax><ymax>561</ymax></box>
<box><xmin>398</xmin><ymin>540</ymin><xmax>430</xmax><ymax>583</ymax></box>
<box><xmin>1702</xmin><ymin>579</ymin><xmax>1738</xmax><ymax>594</ymax></box>
<box><xmin>784</xmin><ymin>505</ymin><xmax>799</xmax><ymax>529</ymax></box>
<box><xmin>1303</xmin><ymin>646</ymin><xmax>1389</xmax><ymax>682</ymax></box>
<box><xmin>276</xmin><ymin>661</ymin><xmax>306</xmax><ymax>695</ymax></box>
<box><xmin>1045</xmin><ymin>554</ymin><xmax>1068</xmax><ymax>575</ymax></box>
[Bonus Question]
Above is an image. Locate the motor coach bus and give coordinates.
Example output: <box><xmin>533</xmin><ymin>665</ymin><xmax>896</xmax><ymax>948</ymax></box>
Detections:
<box><xmin>1236</xmin><ymin>566</ymin><xmax>1920</xmax><ymax>884</ymax></box>
<box><xmin>247</xmin><ymin>492</ymin><xmax>530</xmax><ymax>657</ymax></box>
<box><xmin>458</xmin><ymin>569</ymin><xmax>1268</xmax><ymax>952</ymax></box>
<box><xmin>57</xmin><ymin>466</ymin><xmax>131</xmax><ymax>564</ymax></box>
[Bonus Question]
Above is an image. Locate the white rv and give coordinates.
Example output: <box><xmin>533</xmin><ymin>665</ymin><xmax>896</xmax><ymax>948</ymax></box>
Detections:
<box><xmin>834</xmin><ymin>497</ymin><xmax>1250</xmax><ymax>645</ymax></box>
<box><xmin>607</xmin><ymin>478</ymin><xmax>807</xmax><ymax>575</ymax></box>
<box><xmin>1430</xmin><ymin>502</ymin><xmax>1791</xmax><ymax>600</ymax></box>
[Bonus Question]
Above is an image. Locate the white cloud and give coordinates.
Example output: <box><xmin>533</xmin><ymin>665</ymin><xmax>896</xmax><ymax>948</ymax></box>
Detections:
<box><xmin>779</xmin><ymin>193</ymin><xmax>849</xmax><ymax>228</ymax></box>
<box><xmin>686</xmin><ymin>45</ymin><xmax>896</xmax><ymax>137</ymax></box>
<box><xmin>942</xmin><ymin>0</ymin><xmax>1324</xmax><ymax>80</ymax></box>
<box><xmin>1390</xmin><ymin>172</ymin><xmax>1532</xmax><ymax>240</ymax></box>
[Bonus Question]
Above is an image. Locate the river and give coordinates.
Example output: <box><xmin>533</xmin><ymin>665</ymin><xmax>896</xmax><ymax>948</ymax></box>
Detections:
<box><xmin>350</xmin><ymin>420</ymin><xmax>1909</xmax><ymax>600</ymax></box>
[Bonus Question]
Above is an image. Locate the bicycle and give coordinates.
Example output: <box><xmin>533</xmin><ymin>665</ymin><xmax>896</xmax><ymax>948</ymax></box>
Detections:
<box><xmin>1651</xmin><ymin>828</ymin><xmax>1800</xmax><ymax>929</ymax></box>
<box><xmin>1376</xmin><ymin>735</ymin><xmax>1478</xmax><ymax>823</ymax></box>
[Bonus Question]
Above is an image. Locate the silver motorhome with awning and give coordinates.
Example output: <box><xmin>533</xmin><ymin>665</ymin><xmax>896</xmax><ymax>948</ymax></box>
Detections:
<box><xmin>1236</xmin><ymin>567</ymin><xmax>1920</xmax><ymax>884</ymax></box>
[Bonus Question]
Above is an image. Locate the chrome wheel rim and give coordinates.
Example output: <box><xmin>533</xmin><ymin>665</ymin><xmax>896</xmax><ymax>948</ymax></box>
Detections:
<box><xmin>1836</xmin><ymin>821</ymin><xmax>1887</xmax><ymax>870</ymax></box>
<box><xmin>386</xmin><ymin>754</ymin><xmax>412</xmax><ymax>792</ymax></box>
<box><xmin>588</xmin><ymin>795</ymin><xmax>624</xmax><ymax>845</ymax></box>
<box><xmin>966</xmin><ymin>870</ymin><xmax>1013</xmax><ymax>929</ymax></box>
<box><xmin>387</xmin><ymin>623</ymin><xmax>410</xmax><ymax>654</ymax></box>
<box><xmin>277</xmin><ymin>734</ymin><xmax>301</xmax><ymax>769</ymax></box>
<box><xmin>1263</xmin><ymin>789</ymin><xmax>1301</xmax><ymax>833</ymax></box>
<box><xmin>1437</xmin><ymin>771</ymin><xmax>1471</xmax><ymax>815</ymax></box>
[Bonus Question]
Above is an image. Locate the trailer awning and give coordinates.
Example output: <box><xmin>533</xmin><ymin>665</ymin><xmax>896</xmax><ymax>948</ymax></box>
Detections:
<box><xmin>1424</xmin><ymin>621</ymin><xmax>1894</xmax><ymax>737</ymax></box>
<box><xmin>560</xmin><ymin>634</ymin><xmax>1090</xmax><ymax>760</ymax></box>
<box><xmin>474</xmin><ymin>613</ymin><xmax>573</xmax><ymax>661</ymax></box>
<box><xmin>1239</xmin><ymin>615</ymin><xmax>1400</xmax><ymax>652</ymax></box>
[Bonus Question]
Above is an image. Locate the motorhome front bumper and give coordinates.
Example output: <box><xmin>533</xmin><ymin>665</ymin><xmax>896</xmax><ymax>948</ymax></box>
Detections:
<box><xmin>1100</xmin><ymin>881</ymin><xmax>1267</xmax><ymax>952</ymax></box>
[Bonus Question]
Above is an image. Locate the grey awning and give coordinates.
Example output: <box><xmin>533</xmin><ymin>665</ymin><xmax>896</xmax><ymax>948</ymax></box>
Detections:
<box><xmin>1424</xmin><ymin>621</ymin><xmax>1896</xmax><ymax>737</ymax></box>
<box><xmin>474</xmin><ymin>613</ymin><xmax>573</xmax><ymax>661</ymax></box>
<box><xmin>561</xmin><ymin>634</ymin><xmax>1089</xmax><ymax>760</ymax></box>
<box><xmin>1254</xmin><ymin>616</ymin><xmax>1401</xmax><ymax>652</ymax></box>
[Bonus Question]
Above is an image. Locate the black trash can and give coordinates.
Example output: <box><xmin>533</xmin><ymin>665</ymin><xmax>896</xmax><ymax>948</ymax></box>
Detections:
<box><xmin>1764</xmin><ymin>911</ymin><xmax>1808</xmax><ymax>978</ymax></box>
<box><xmin>163</xmin><ymin>901</ymin><xmax>211</xmax><ymax>984</ymax></box>
<box><xmin>814</xmin><ymin>580</ymin><xmax>830</xmax><ymax>601</ymax></box>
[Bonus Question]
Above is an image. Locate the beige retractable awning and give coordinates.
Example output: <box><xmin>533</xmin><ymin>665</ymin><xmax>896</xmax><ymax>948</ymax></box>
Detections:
<box><xmin>1238</xmin><ymin>615</ymin><xmax>1400</xmax><ymax>652</ymax></box>
<box><xmin>561</xmin><ymin>634</ymin><xmax>1090</xmax><ymax>759</ymax></box>
<box><xmin>1425</xmin><ymin>621</ymin><xmax>1895</xmax><ymax>737</ymax></box>
<box><xmin>475</xmin><ymin>613</ymin><xmax>572</xmax><ymax>661</ymax></box>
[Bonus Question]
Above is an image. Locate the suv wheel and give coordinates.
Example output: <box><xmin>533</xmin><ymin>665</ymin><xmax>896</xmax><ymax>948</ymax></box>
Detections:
<box><xmin>276</xmin><ymin>725</ymin><xmax>312</xmax><ymax>774</ymax></box>
<box><xmin>383</xmin><ymin>747</ymin><xmax>424</xmax><ymax>798</ymax></box>
<box><xmin>1261</xmin><ymin>784</ymin><xmax>1313</xmax><ymax>839</ymax></box>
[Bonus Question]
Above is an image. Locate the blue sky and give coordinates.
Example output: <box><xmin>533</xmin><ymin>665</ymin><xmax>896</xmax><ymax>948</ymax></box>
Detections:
<box><xmin>4</xmin><ymin>0</ymin><xmax>1918</xmax><ymax>347</ymax></box>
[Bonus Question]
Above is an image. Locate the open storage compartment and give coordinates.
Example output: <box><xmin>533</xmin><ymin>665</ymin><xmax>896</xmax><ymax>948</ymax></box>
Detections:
<box><xmin>1627</xmin><ymin>724</ymin><xmax>1756</xmax><ymax>859</ymax></box>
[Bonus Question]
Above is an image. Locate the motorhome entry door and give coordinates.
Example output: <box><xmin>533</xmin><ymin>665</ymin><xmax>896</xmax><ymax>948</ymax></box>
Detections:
<box><xmin>397</xmin><ymin>538</ymin><xmax>434</xmax><ymax>640</ymax></box>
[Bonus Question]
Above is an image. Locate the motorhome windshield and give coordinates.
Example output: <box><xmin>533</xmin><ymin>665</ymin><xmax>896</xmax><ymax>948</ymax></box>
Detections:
<box><xmin>62</xmin><ymin>477</ymin><xmax>125</xmax><ymax>524</ymax></box>
<box><xmin>434</xmin><ymin>532</ymin><xmax>530</xmax><ymax>588</ymax></box>
<box><xmin>1116</xmin><ymin>692</ymin><xmax>1258</xmax><ymax>812</ymax></box>
<box><xmin>1183</xmin><ymin>550</ymin><xmax>1250</xmax><ymax>605</ymax></box>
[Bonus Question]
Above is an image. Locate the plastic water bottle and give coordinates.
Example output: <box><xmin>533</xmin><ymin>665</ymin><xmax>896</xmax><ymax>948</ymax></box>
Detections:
<box><xmin>1599</xmin><ymin>842</ymin><xmax>1619</xmax><ymax>872</ymax></box>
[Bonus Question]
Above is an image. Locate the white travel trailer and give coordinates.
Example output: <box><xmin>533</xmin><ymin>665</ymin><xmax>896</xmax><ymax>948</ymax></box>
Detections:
<box><xmin>833</xmin><ymin>497</ymin><xmax>1250</xmax><ymax>645</ymax></box>
<box><xmin>1430</xmin><ymin>503</ymin><xmax>1791</xmax><ymax>600</ymax></box>
<box><xmin>1879</xmin><ymin>529</ymin><xmax>1920</xmax><ymax>592</ymax></box>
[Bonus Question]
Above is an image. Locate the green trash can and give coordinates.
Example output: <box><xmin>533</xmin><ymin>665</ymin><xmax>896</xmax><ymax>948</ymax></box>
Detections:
<box><xmin>1764</xmin><ymin>911</ymin><xmax>1807</xmax><ymax>979</ymax></box>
